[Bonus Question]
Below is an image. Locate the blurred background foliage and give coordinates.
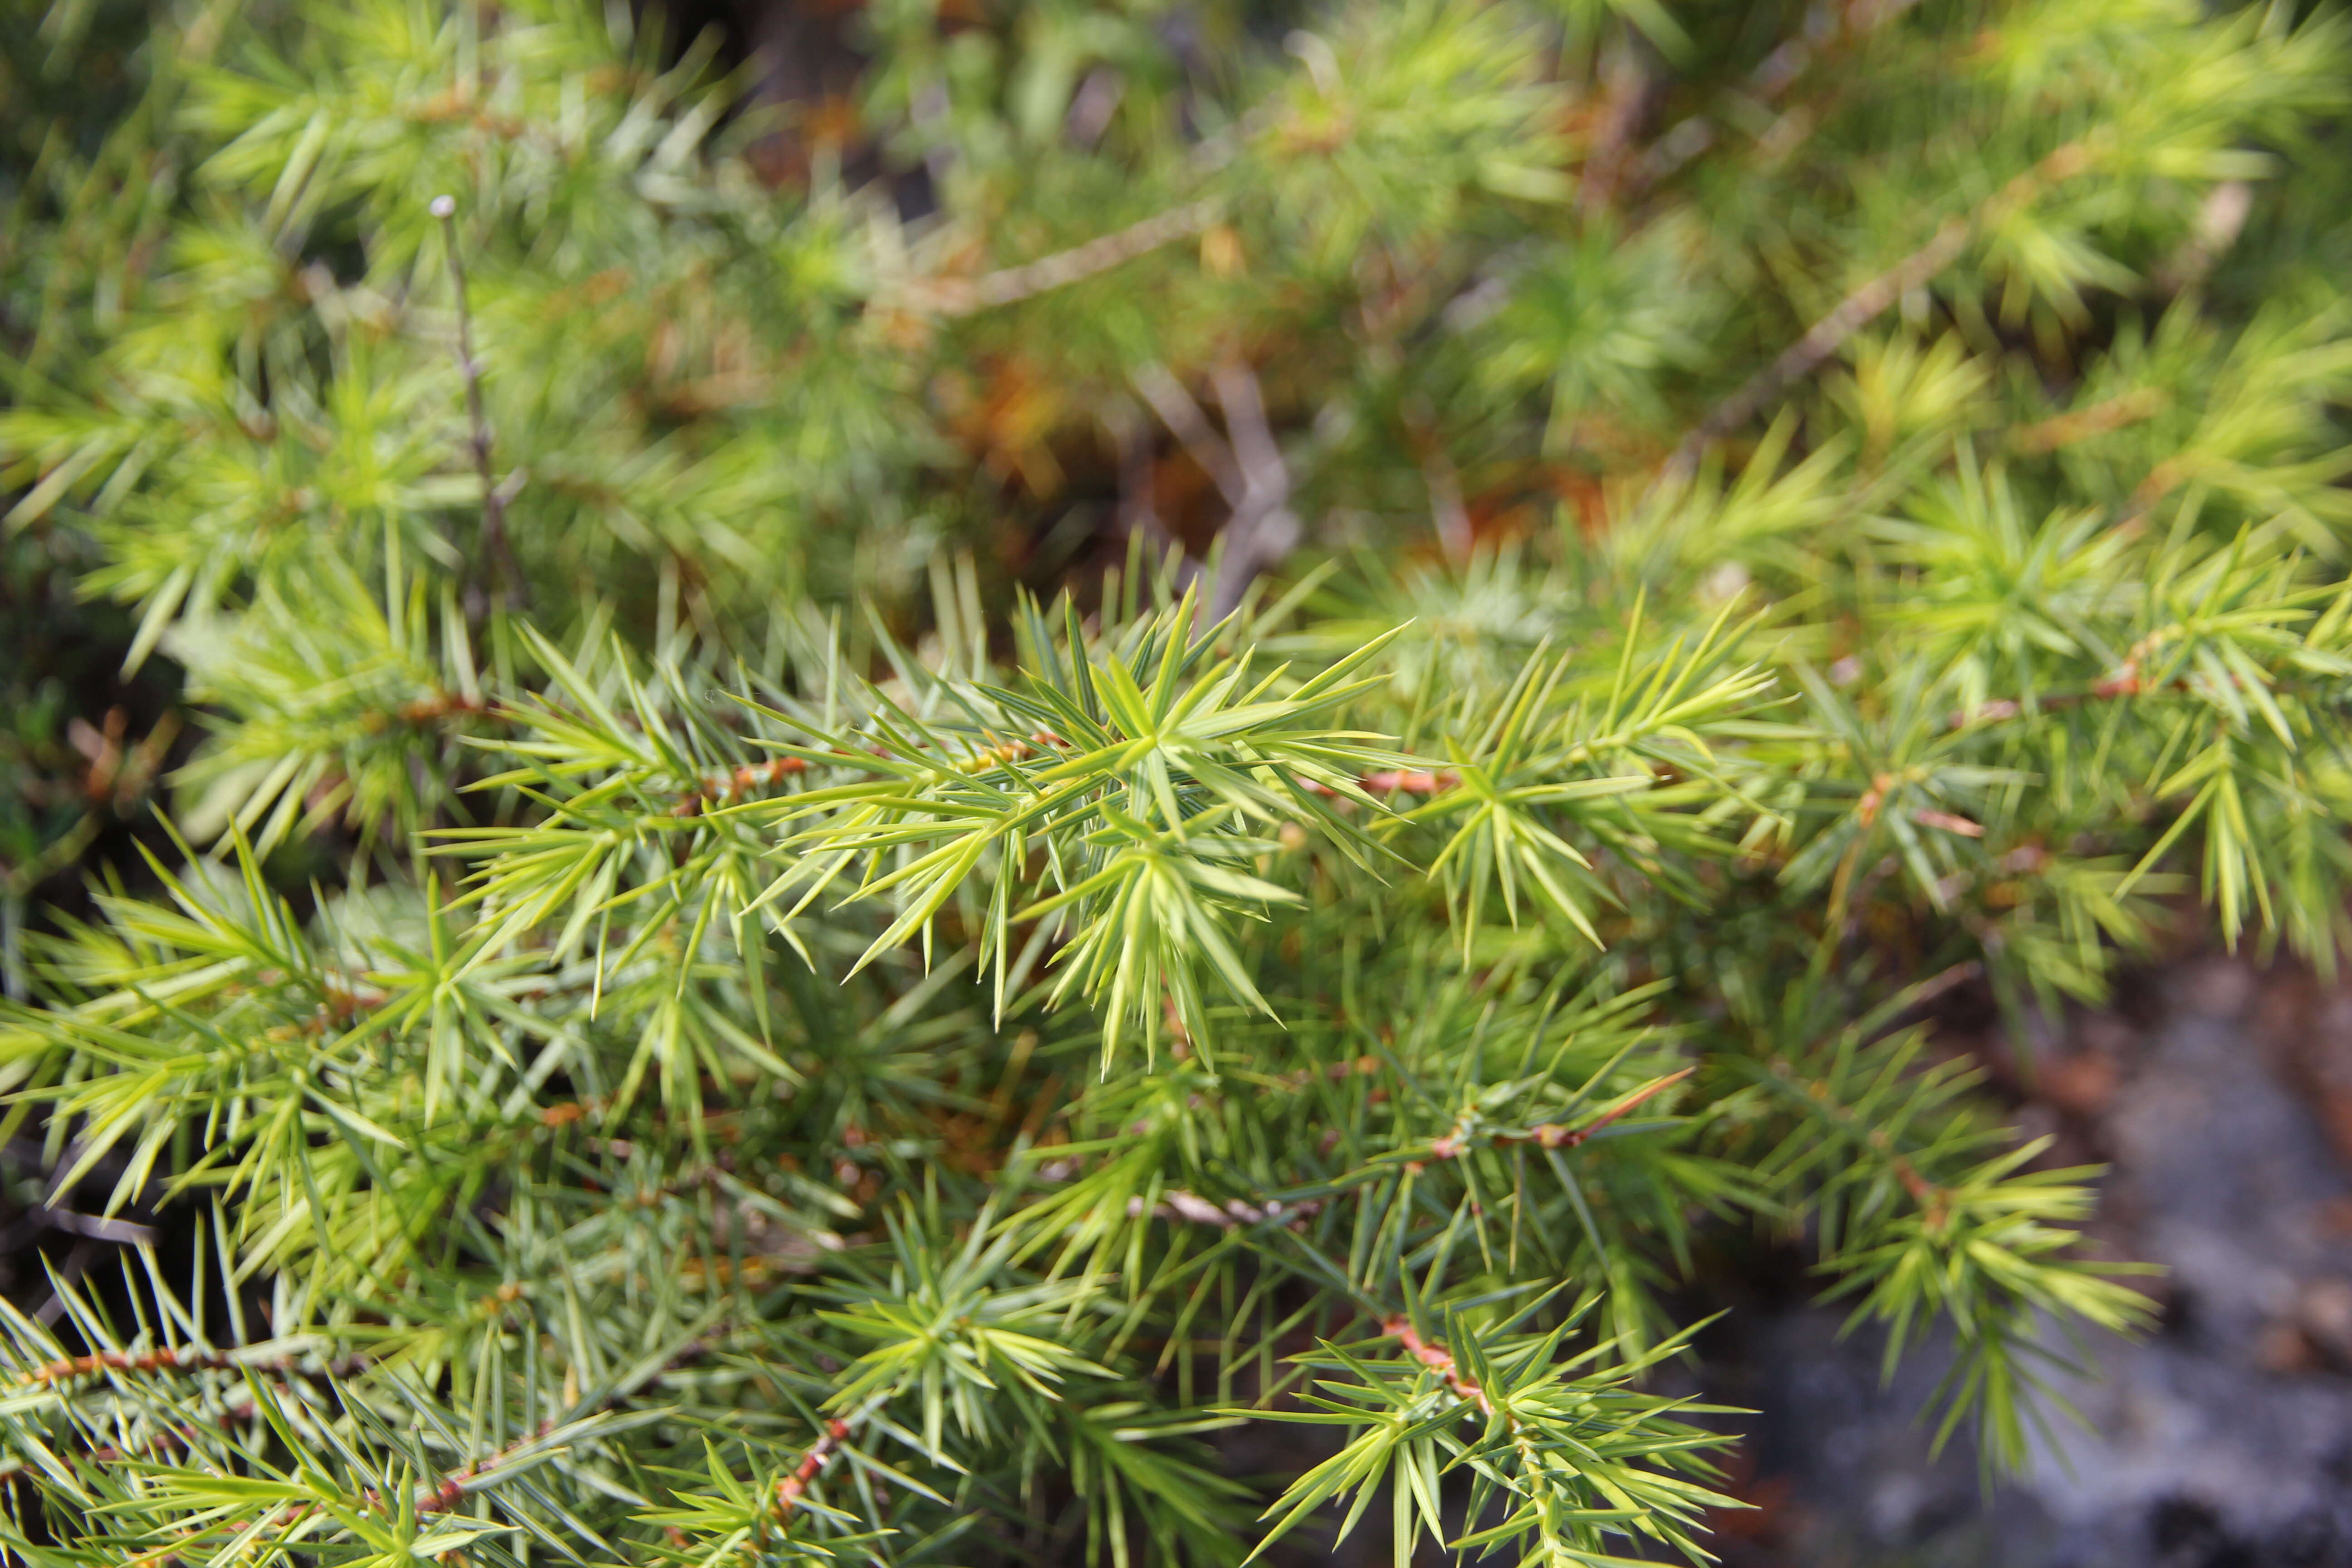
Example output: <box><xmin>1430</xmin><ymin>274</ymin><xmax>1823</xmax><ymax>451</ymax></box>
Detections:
<box><xmin>8</xmin><ymin>0</ymin><xmax>2348</xmax><ymax>912</ymax></box>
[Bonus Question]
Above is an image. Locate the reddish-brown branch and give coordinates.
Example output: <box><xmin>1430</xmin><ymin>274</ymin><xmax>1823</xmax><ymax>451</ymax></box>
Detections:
<box><xmin>893</xmin><ymin>199</ymin><xmax>1222</xmax><ymax>316</ymax></box>
<box><xmin>1281</xmin><ymin>1055</ymin><xmax>1384</xmax><ymax>1090</ymax></box>
<box><xmin>1882</xmin><ymin>1140</ymin><xmax>1947</xmax><ymax>1226</ymax></box>
<box><xmin>670</xmin><ymin>731</ymin><xmax>1077</xmax><ymax>816</ymax></box>
<box><xmin>1767</xmin><ymin>1058</ymin><xmax>1951</xmax><ymax>1230</ymax></box>
<box><xmin>1380</xmin><ymin>1318</ymin><xmax>1494</xmax><ymax>1416</ymax></box>
<box><xmin>1296</xmin><ymin>769</ymin><xmax>1458</xmax><ymax>800</ymax></box>
<box><xmin>1126</xmin><ymin>1190</ymin><xmax>1323</xmax><ymax>1228</ymax></box>
<box><xmin>397</xmin><ymin>692</ymin><xmax>492</xmax><ymax>725</ymax></box>
<box><xmin>1672</xmin><ymin>134</ymin><xmax>2104</xmax><ymax>475</ymax></box>
<box><xmin>1575</xmin><ymin>45</ymin><xmax>1651</xmax><ymax>216</ymax></box>
<box><xmin>1943</xmin><ymin>635</ymin><xmax>2281</xmax><ymax>727</ymax></box>
<box><xmin>431</xmin><ymin>195</ymin><xmax>528</xmax><ymax>613</ymax></box>
<box><xmin>231</xmin><ymin>967</ymin><xmax>390</xmax><ymax>1036</ymax></box>
<box><xmin>638</xmin><ymin>727</ymin><xmax>1467</xmax><ymax>823</ymax></box>
<box><xmin>1896</xmin><ymin>960</ymin><xmax>1985</xmax><ymax>1018</ymax></box>
<box><xmin>372</xmin><ymin>1337</ymin><xmax>715</xmax><ymax>1517</ymax></box>
<box><xmin>30</xmin><ymin>1349</ymin><xmax>367</xmax><ymax>1482</ymax></box>
<box><xmin>1850</xmin><ymin>775</ymin><xmax>1984</xmax><ymax>838</ymax></box>
<box><xmin>774</xmin><ymin>1418</ymin><xmax>853</xmax><ymax>1519</ymax></box>
<box><xmin>1126</xmin><ymin>1069</ymin><xmax>1689</xmax><ymax>1233</ymax></box>
<box><xmin>15</xmin><ymin>1346</ymin><xmax>236</xmax><ymax>1386</ymax></box>
<box><xmin>14</xmin><ymin>1344</ymin><xmax>367</xmax><ymax>1391</ymax></box>
<box><xmin>1365</xmin><ymin>770</ymin><xmax>1455</xmax><ymax>795</ymax></box>
<box><xmin>1427</xmin><ymin>1067</ymin><xmax>1694</xmax><ymax>1161</ymax></box>
<box><xmin>680</xmin><ymin>756</ymin><xmax>809</xmax><ymax>811</ymax></box>
<box><xmin>358</xmin><ymin>1416</ymin><xmax>560</xmax><ymax>1518</ymax></box>
<box><xmin>1626</xmin><ymin>0</ymin><xmax>1927</xmax><ymax>199</ymax></box>
<box><xmin>2010</xmin><ymin>387</ymin><xmax>2171</xmax><ymax>455</ymax></box>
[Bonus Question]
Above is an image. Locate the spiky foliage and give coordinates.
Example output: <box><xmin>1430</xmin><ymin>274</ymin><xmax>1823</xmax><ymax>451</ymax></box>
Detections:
<box><xmin>2</xmin><ymin>0</ymin><xmax>2350</xmax><ymax>1563</ymax></box>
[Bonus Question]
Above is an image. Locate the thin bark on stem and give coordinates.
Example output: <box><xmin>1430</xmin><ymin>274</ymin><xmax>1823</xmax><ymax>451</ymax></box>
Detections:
<box><xmin>1132</xmin><ymin>361</ymin><xmax>1302</xmax><ymax>619</ymax></box>
<box><xmin>1382</xmin><ymin>1318</ymin><xmax>1496</xmax><ymax>1417</ymax></box>
<box><xmin>431</xmin><ymin>196</ymin><xmax>526</xmax><ymax>614</ymax></box>
<box><xmin>1670</xmin><ymin>135</ymin><xmax>2102</xmax><ymax>478</ymax></box>
<box><xmin>1123</xmin><ymin>1068</ymin><xmax>1690</xmax><ymax>1238</ymax></box>
<box><xmin>895</xmin><ymin>199</ymin><xmax>1222</xmax><ymax>316</ymax></box>
<box><xmin>1425</xmin><ymin>1068</ymin><xmax>1695</xmax><ymax>1161</ymax></box>
<box><xmin>1671</xmin><ymin>217</ymin><xmax>1968</xmax><ymax>475</ymax></box>
<box><xmin>1627</xmin><ymin>0</ymin><xmax>1928</xmax><ymax>198</ymax></box>
<box><xmin>1111</xmin><ymin>402</ymin><xmax>1208</xmax><ymax>600</ymax></box>
<box><xmin>1205</xmin><ymin>362</ymin><xmax>1301</xmax><ymax>618</ymax></box>
<box><xmin>656</xmin><ymin>733</ymin><xmax>1446</xmax><ymax>820</ymax></box>
<box><xmin>1132</xmin><ymin>364</ymin><xmax>1244</xmax><ymax>501</ymax></box>
<box><xmin>1575</xmin><ymin>43</ymin><xmax>1651</xmax><ymax>217</ymax></box>
<box><xmin>1125</xmin><ymin>1190</ymin><xmax>1324</xmax><ymax>1228</ymax></box>
<box><xmin>381</xmin><ymin>1335</ymin><xmax>716</xmax><ymax>1518</ymax></box>
<box><xmin>10</xmin><ymin>1343</ymin><xmax>368</xmax><ymax>1388</ymax></box>
<box><xmin>774</xmin><ymin>1417</ymin><xmax>854</xmax><ymax>1518</ymax></box>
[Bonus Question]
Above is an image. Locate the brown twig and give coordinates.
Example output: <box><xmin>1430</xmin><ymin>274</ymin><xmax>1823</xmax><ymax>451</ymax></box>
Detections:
<box><xmin>895</xmin><ymin>199</ymin><xmax>1222</xmax><ymax>316</ymax></box>
<box><xmin>671</xmin><ymin>756</ymin><xmax>810</xmax><ymax>815</ymax></box>
<box><xmin>59</xmin><ymin>1342</ymin><xmax>711</xmax><ymax>1565</ymax></box>
<box><xmin>1423</xmin><ymin>447</ymin><xmax>1474</xmax><ymax>567</ymax></box>
<box><xmin>1889</xmin><ymin>960</ymin><xmax>1985</xmax><ymax>1019</ymax></box>
<box><xmin>1295</xmin><ymin>769</ymin><xmax>1458</xmax><ymax>800</ymax></box>
<box><xmin>1673</xmin><ymin>217</ymin><xmax>1969</xmax><ymax>475</ymax></box>
<box><xmin>364</xmin><ymin>1416</ymin><xmax>559</xmax><ymax>1518</ymax></box>
<box><xmin>1850</xmin><ymin>774</ymin><xmax>1983</xmax><ymax>838</ymax></box>
<box><xmin>1126</xmin><ymin>1069</ymin><xmax>1689</xmax><ymax>1236</ymax></box>
<box><xmin>1131</xmin><ymin>361</ymin><xmax>1303</xmax><ymax>619</ymax></box>
<box><xmin>774</xmin><ymin>1417</ymin><xmax>854</xmax><ymax>1519</ymax></box>
<box><xmin>1671</xmin><ymin>135</ymin><xmax>2106</xmax><ymax>477</ymax></box>
<box><xmin>11</xmin><ymin>1345</ymin><xmax>374</xmax><ymax>1480</ymax></box>
<box><xmin>377</xmin><ymin>1335</ymin><xmax>718</xmax><ymax>1518</ymax></box>
<box><xmin>83</xmin><ymin>1406</ymin><xmax>252</xmax><ymax>1467</ymax></box>
<box><xmin>1381</xmin><ymin>1317</ymin><xmax>1494</xmax><ymax>1416</ymax></box>
<box><xmin>395</xmin><ymin>691</ymin><xmax>493</xmax><ymax>725</ymax></box>
<box><xmin>639</xmin><ymin>729</ymin><xmax>1465</xmax><ymax>825</ymax></box>
<box><xmin>2009</xmin><ymin>387</ymin><xmax>2171</xmax><ymax>455</ymax></box>
<box><xmin>1204</xmin><ymin>362</ymin><xmax>1303</xmax><ymax>619</ymax></box>
<box><xmin>11</xmin><ymin>1345</ymin><xmax>368</xmax><ymax>1389</ymax></box>
<box><xmin>1426</xmin><ymin>1067</ymin><xmax>1695</xmax><ymax>1161</ymax></box>
<box><xmin>16</xmin><ymin>1345</ymin><xmax>234</xmax><ymax>1386</ymax></box>
<box><xmin>1941</xmin><ymin>630</ymin><xmax>2258</xmax><ymax>727</ymax></box>
<box><xmin>2151</xmin><ymin>179</ymin><xmax>2253</xmax><ymax>295</ymax></box>
<box><xmin>1133</xmin><ymin>363</ymin><xmax>1243</xmax><ymax>500</ymax></box>
<box><xmin>1125</xmin><ymin>1191</ymin><xmax>1324</xmax><ymax>1229</ymax></box>
<box><xmin>430</xmin><ymin>195</ymin><xmax>527</xmax><ymax>614</ymax></box>
<box><xmin>1763</xmin><ymin>1056</ymin><xmax>1950</xmax><ymax>1226</ymax></box>
<box><xmin>1627</xmin><ymin>0</ymin><xmax>1927</xmax><ymax>198</ymax></box>
<box><xmin>1575</xmin><ymin>43</ymin><xmax>1651</xmax><ymax>217</ymax></box>
<box><xmin>1111</xmin><ymin>407</ymin><xmax>1206</xmax><ymax>598</ymax></box>
<box><xmin>1880</xmin><ymin>1138</ymin><xmax>1945</xmax><ymax>1220</ymax></box>
<box><xmin>667</xmin><ymin>732</ymin><xmax>1077</xmax><ymax>817</ymax></box>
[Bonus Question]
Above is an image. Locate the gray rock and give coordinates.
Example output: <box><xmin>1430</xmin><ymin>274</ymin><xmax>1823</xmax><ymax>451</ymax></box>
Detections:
<box><xmin>1740</xmin><ymin>959</ymin><xmax>2352</xmax><ymax>1568</ymax></box>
